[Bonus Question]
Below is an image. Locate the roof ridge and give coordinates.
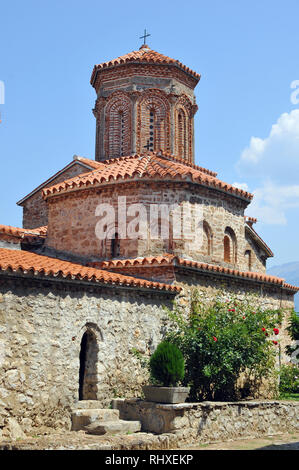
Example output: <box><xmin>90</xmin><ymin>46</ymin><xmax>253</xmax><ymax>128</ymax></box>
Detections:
<box><xmin>42</xmin><ymin>153</ymin><xmax>253</xmax><ymax>202</ymax></box>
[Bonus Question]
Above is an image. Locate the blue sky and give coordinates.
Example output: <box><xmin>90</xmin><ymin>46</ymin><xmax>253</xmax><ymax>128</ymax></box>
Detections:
<box><xmin>1</xmin><ymin>0</ymin><xmax>299</xmax><ymax>269</ymax></box>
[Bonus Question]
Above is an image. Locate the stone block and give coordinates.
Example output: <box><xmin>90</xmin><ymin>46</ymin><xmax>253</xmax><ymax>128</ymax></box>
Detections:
<box><xmin>85</xmin><ymin>419</ymin><xmax>141</xmax><ymax>435</ymax></box>
<box><xmin>74</xmin><ymin>400</ymin><xmax>105</xmax><ymax>409</ymax></box>
<box><xmin>71</xmin><ymin>408</ymin><xmax>120</xmax><ymax>431</ymax></box>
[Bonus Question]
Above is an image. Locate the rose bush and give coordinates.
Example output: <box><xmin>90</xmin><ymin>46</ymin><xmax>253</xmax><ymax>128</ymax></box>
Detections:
<box><xmin>164</xmin><ymin>290</ymin><xmax>283</xmax><ymax>401</ymax></box>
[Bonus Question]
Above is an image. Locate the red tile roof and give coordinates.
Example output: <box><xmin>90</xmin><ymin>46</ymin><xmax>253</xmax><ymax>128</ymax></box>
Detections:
<box><xmin>96</xmin><ymin>255</ymin><xmax>299</xmax><ymax>292</ymax></box>
<box><xmin>244</xmin><ymin>216</ymin><xmax>258</xmax><ymax>224</ymax></box>
<box><xmin>73</xmin><ymin>155</ymin><xmax>106</xmax><ymax>170</ymax></box>
<box><xmin>0</xmin><ymin>248</ymin><xmax>179</xmax><ymax>293</ymax></box>
<box><xmin>91</xmin><ymin>45</ymin><xmax>201</xmax><ymax>85</ymax></box>
<box><xmin>43</xmin><ymin>152</ymin><xmax>253</xmax><ymax>202</ymax></box>
<box><xmin>0</xmin><ymin>225</ymin><xmax>47</xmax><ymax>243</ymax></box>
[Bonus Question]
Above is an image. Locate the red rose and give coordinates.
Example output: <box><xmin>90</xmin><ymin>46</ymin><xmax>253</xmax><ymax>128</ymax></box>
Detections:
<box><xmin>273</xmin><ymin>328</ymin><xmax>279</xmax><ymax>335</ymax></box>
<box><xmin>272</xmin><ymin>340</ymin><xmax>278</xmax><ymax>345</ymax></box>
<box><xmin>262</xmin><ymin>328</ymin><xmax>266</xmax><ymax>332</ymax></box>
<box><xmin>213</xmin><ymin>336</ymin><xmax>218</xmax><ymax>342</ymax></box>
<box><xmin>265</xmin><ymin>333</ymin><xmax>268</xmax><ymax>337</ymax></box>
<box><xmin>243</xmin><ymin>316</ymin><xmax>246</xmax><ymax>319</ymax></box>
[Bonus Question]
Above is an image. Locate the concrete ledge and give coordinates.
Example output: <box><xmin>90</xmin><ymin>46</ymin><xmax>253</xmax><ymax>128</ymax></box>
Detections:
<box><xmin>112</xmin><ymin>398</ymin><xmax>299</xmax><ymax>444</ymax></box>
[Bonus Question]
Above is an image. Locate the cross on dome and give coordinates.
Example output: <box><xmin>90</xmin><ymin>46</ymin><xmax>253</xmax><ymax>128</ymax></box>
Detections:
<box><xmin>139</xmin><ymin>28</ymin><xmax>151</xmax><ymax>46</ymax></box>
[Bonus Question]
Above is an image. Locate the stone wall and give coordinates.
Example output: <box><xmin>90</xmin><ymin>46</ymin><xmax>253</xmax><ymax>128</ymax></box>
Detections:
<box><xmin>0</xmin><ymin>264</ymin><xmax>294</xmax><ymax>439</ymax></box>
<box><xmin>0</xmin><ymin>273</ymin><xmax>173</xmax><ymax>437</ymax></box>
<box><xmin>20</xmin><ymin>162</ymin><xmax>92</xmax><ymax>229</ymax></box>
<box><xmin>45</xmin><ymin>180</ymin><xmax>266</xmax><ymax>272</ymax></box>
<box><xmin>113</xmin><ymin>398</ymin><xmax>299</xmax><ymax>444</ymax></box>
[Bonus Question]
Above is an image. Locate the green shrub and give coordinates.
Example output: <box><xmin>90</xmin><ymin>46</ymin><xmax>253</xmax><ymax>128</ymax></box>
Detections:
<box><xmin>149</xmin><ymin>341</ymin><xmax>185</xmax><ymax>386</ymax></box>
<box><xmin>285</xmin><ymin>310</ymin><xmax>299</xmax><ymax>362</ymax></box>
<box><xmin>279</xmin><ymin>363</ymin><xmax>299</xmax><ymax>394</ymax></box>
<box><xmin>164</xmin><ymin>290</ymin><xmax>283</xmax><ymax>401</ymax></box>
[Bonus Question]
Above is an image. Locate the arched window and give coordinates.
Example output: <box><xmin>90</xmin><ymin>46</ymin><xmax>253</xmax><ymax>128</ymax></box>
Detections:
<box><xmin>136</xmin><ymin>90</ymin><xmax>170</xmax><ymax>154</ymax></box>
<box><xmin>119</xmin><ymin>111</ymin><xmax>125</xmax><ymax>156</ymax></box>
<box><xmin>175</xmin><ymin>95</ymin><xmax>194</xmax><ymax>161</ymax></box>
<box><xmin>104</xmin><ymin>92</ymin><xmax>131</xmax><ymax>158</ymax></box>
<box><xmin>224</xmin><ymin>235</ymin><xmax>231</xmax><ymax>262</ymax></box>
<box><xmin>147</xmin><ymin>109</ymin><xmax>155</xmax><ymax>151</ymax></box>
<box><xmin>224</xmin><ymin>227</ymin><xmax>237</xmax><ymax>265</ymax></box>
<box><xmin>177</xmin><ymin>110</ymin><xmax>187</xmax><ymax>159</ymax></box>
<box><xmin>245</xmin><ymin>249</ymin><xmax>252</xmax><ymax>271</ymax></box>
<box><xmin>203</xmin><ymin>221</ymin><xmax>213</xmax><ymax>256</ymax></box>
<box><xmin>108</xmin><ymin>109</ymin><xmax>124</xmax><ymax>158</ymax></box>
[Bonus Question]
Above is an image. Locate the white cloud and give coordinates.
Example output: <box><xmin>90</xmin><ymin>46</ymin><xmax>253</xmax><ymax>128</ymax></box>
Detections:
<box><xmin>245</xmin><ymin>182</ymin><xmax>299</xmax><ymax>225</ymax></box>
<box><xmin>232</xmin><ymin>182</ymin><xmax>249</xmax><ymax>192</ymax></box>
<box><xmin>237</xmin><ymin>109</ymin><xmax>299</xmax><ymax>185</ymax></box>
<box><xmin>236</xmin><ymin>110</ymin><xmax>299</xmax><ymax>225</ymax></box>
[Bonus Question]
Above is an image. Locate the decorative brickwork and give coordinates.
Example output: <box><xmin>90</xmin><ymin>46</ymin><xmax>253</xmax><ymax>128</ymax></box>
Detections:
<box><xmin>174</xmin><ymin>94</ymin><xmax>194</xmax><ymax>162</ymax></box>
<box><xmin>104</xmin><ymin>91</ymin><xmax>132</xmax><ymax>158</ymax></box>
<box><xmin>136</xmin><ymin>89</ymin><xmax>170</xmax><ymax>154</ymax></box>
<box><xmin>91</xmin><ymin>46</ymin><xmax>199</xmax><ymax>162</ymax></box>
<box><xmin>91</xmin><ymin>63</ymin><xmax>199</xmax><ymax>95</ymax></box>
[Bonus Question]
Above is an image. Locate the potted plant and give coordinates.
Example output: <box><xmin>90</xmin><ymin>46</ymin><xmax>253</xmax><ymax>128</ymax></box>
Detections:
<box><xmin>142</xmin><ymin>340</ymin><xmax>190</xmax><ymax>403</ymax></box>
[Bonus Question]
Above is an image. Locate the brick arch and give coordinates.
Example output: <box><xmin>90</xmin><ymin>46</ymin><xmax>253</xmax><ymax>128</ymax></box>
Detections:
<box><xmin>136</xmin><ymin>89</ymin><xmax>170</xmax><ymax>154</ymax></box>
<box><xmin>202</xmin><ymin>220</ymin><xmax>213</xmax><ymax>256</ymax></box>
<box><xmin>104</xmin><ymin>92</ymin><xmax>132</xmax><ymax>158</ymax></box>
<box><xmin>245</xmin><ymin>249</ymin><xmax>252</xmax><ymax>271</ymax></box>
<box><xmin>174</xmin><ymin>95</ymin><xmax>193</xmax><ymax>162</ymax></box>
<box><xmin>224</xmin><ymin>227</ymin><xmax>237</xmax><ymax>265</ymax></box>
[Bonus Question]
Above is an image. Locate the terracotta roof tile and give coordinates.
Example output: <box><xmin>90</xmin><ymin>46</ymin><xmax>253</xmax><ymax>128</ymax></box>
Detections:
<box><xmin>73</xmin><ymin>155</ymin><xmax>106</xmax><ymax>170</ymax></box>
<box><xmin>0</xmin><ymin>225</ymin><xmax>48</xmax><ymax>243</ymax></box>
<box><xmin>43</xmin><ymin>152</ymin><xmax>253</xmax><ymax>202</ymax></box>
<box><xmin>95</xmin><ymin>255</ymin><xmax>299</xmax><ymax>292</ymax></box>
<box><xmin>91</xmin><ymin>45</ymin><xmax>201</xmax><ymax>85</ymax></box>
<box><xmin>0</xmin><ymin>248</ymin><xmax>179</xmax><ymax>293</ymax></box>
<box><xmin>244</xmin><ymin>216</ymin><xmax>258</xmax><ymax>224</ymax></box>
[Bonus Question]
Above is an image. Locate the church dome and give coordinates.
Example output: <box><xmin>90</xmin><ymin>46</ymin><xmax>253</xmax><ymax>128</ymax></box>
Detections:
<box><xmin>91</xmin><ymin>45</ymin><xmax>200</xmax><ymax>163</ymax></box>
<box><xmin>90</xmin><ymin>44</ymin><xmax>201</xmax><ymax>88</ymax></box>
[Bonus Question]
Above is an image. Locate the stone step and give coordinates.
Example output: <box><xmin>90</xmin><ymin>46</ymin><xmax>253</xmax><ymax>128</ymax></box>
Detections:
<box><xmin>73</xmin><ymin>400</ymin><xmax>104</xmax><ymax>409</ymax></box>
<box><xmin>71</xmin><ymin>408</ymin><xmax>120</xmax><ymax>431</ymax></box>
<box><xmin>85</xmin><ymin>419</ymin><xmax>142</xmax><ymax>436</ymax></box>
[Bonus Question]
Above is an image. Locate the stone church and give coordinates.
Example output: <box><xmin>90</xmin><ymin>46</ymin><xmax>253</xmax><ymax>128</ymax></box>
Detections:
<box><xmin>0</xmin><ymin>43</ymin><xmax>298</xmax><ymax>437</ymax></box>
